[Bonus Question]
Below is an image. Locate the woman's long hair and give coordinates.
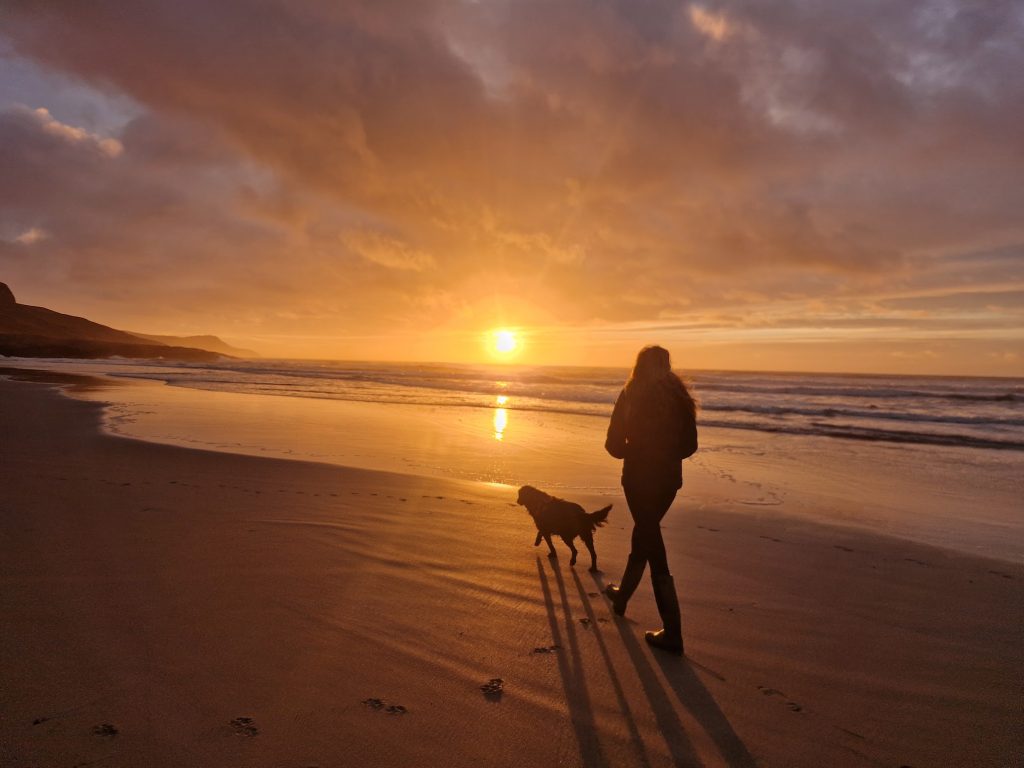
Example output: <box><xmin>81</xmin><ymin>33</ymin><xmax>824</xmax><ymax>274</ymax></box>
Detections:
<box><xmin>624</xmin><ymin>345</ymin><xmax>697</xmax><ymax>418</ymax></box>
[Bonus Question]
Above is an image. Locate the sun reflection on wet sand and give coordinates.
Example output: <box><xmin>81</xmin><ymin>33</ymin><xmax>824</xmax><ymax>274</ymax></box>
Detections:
<box><xmin>494</xmin><ymin>395</ymin><xmax>509</xmax><ymax>440</ymax></box>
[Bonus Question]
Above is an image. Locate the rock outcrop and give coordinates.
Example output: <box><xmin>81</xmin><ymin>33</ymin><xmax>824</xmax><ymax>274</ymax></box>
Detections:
<box><xmin>0</xmin><ymin>282</ymin><xmax>238</xmax><ymax>362</ymax></box>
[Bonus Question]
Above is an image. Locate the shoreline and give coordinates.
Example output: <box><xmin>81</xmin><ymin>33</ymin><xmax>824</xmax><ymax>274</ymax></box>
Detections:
<box><xmin>5</xmin><ymin>362</ymin><xmax>1021</xmax><ymax>564</ymax></box>
<box><xmin>2</xmin><ymin>374</ymin><xmax>1022</xmax><ymax>767</ymax></box>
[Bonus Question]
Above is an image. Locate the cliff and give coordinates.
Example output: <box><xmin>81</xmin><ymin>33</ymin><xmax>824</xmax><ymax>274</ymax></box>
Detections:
<box><xmin>0</xmin><ymin>283</ymin><xmax>236</xmax><ymax>362</ymax></box>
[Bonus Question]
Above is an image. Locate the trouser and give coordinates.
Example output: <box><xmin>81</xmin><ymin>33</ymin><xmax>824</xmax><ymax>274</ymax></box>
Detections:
<box><xmin>623</xmin><ymin>481</ymin><xmax>678</xmax><ymax>575</ymax></box>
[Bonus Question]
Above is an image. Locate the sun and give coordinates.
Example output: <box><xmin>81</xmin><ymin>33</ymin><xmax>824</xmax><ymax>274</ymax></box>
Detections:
<box><xmin>491</xmin><ymin>328</ymin><xmax>519</xmax><ymax>356</ymax></box>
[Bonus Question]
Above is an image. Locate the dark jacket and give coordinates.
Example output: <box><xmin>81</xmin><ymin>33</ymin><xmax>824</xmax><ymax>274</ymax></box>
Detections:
<box><xmin>605</xmin><ymin>379</ymin><xmax>697</xmax><ymax>490</ymax></box>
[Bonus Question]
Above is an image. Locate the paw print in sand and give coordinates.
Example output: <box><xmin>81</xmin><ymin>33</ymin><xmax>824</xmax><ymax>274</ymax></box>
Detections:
<box><xmin>480</xmin><ymin>678</ymin><xmax>504</xmax><ymax>698</ymax></box>
<box><xmin>362</xmin><ymin>697</ymin><xmax>408</xmax><ymax>715</ymax></box>
<box><xmin>230</xmin><ymin>717</ymin><xmax>259</xmax><ymax>736</ymax></box>
<box><xmin>532</xmin><ymin>645</ymin><xmax>560</xmax><ymax>654</ymax></box>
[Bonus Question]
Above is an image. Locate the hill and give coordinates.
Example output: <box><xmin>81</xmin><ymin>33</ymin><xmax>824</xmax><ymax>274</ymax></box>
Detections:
<box><xmin>0</xmin><ymin>283</ymin><xmax>241</xmax><ymax>362</ymax></box>
<box><xmin>130</xmin><ymin>333</ymin><xmax>258</xmax><ymax>358</ymax></box>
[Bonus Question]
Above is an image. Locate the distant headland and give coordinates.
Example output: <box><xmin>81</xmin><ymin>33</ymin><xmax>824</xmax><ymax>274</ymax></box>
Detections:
<box><xmin>0</xmin><ymin>282</ymin><xmax>257</xmax><ymax>361</ymax></box>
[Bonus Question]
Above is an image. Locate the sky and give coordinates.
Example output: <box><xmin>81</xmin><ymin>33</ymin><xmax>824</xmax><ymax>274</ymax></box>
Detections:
<box><xmin>1</xmin><ymin>0</ymin><xmax>1022</xmax><ymax>375</ymax></box>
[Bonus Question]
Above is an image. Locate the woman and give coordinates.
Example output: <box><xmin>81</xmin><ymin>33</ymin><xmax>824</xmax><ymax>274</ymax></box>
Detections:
<box><xmin>604</xmin><ymin>345</ymin><xmax>698</xmax><ymax>655</ymax></box>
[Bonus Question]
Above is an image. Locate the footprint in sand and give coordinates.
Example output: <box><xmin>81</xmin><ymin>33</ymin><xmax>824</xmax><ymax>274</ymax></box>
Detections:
<box><xmin>229</xmin><ymin>717</ymin><xmax>259</xmax><ymax>736</ymax></box>
<box><xmin>757</xmin><ymin>686</ymin><xmax>803</xmax><ymax>714</ymax></box>
<box><xmin>362</xmin><ymin>698</ymin><xmax>408</xmax><ymax>715</ymax></box>
<box><xmin>480</xmin><ymin>678</ymin><xmax>504</xmax><ymax>698</ymax></box>
<box><xmin>579</xmin><ymin>618</ymin><xmax>591</xmax><ymax>628</ymax></box>
<box><xmin>92</xmin><ymin>723</ymin><xmax>119</xmax><ymax>737</ymax></box>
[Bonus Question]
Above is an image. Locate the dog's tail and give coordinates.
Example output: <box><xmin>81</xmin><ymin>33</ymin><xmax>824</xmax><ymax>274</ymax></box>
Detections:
<box><xmin>587</xmin><ymin>504</ymin><xmax>612</xmax><ymax>531</ymax></box>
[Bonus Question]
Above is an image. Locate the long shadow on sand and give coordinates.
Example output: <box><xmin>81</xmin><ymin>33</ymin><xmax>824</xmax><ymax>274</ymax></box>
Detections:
<box><xmin>587</xmin><ymin>571</ymin><xmax>757</xmax><ymax>768</ymax></box>
<box><xmin>536</xmin><ymin>557</ymin><xmax>609</xmax><ymax>767</ymax></box>
<box><xmin>562</xmin><ymin>567</ymin><xmax>668</xmax><ymax>768</ymax></box>
<box><xmin>538</xmin><ymin>557</ymin><xmax>754</xmax><ymax>768</ymax></box>
<box><xmin>570</xmin><ymin>569</ymin><xmax>702</xmax><ymax>767</ymax></box>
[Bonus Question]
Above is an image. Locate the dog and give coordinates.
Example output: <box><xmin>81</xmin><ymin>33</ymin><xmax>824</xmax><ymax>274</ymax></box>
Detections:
<box><xmin>516</xmin><ymin>485</ymin><xmax>612</xmax><ymax>571</ymax></box>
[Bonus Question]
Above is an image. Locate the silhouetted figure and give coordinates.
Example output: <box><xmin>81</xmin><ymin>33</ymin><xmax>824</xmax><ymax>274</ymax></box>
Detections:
<box><xmin>604</xmin><ymin>345</ymin><xmax>698</xmax><ymax>655</ymax></box>
<box><xmin>517</xmin><ymin>485</ymin><xmax>612</xmax><ymax>570</ymax></box>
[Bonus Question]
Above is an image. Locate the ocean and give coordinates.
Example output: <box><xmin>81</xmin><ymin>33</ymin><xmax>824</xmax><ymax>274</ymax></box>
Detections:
<box><xmin>5</xmin><ymin>357</ymin><xmax>1023</xmax><ymax>561</ymax></box>
<box><xmin>24</xmin><ymin>357</ymin><xmax>1023</xmax><ymax>451</ymax></box>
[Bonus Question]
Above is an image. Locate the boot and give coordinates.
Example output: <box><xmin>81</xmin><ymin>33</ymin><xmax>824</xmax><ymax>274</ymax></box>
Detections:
<box><xmin>645</xmin><ymin>573</ymin><xmax>684</xmax><ymax>655</ymax></box>
<box><xmin>604</xmin><ymin>554</ymin><xmax>646</xmax><ymax>616</ymax></box>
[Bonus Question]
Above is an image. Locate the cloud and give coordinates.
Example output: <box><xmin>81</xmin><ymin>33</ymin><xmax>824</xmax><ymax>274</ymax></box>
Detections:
<box><xmin>13</xmin><ymin>227</ymin><xmax>47</xmax><ymax>245</ymax></box>
<box><xmin>343</xmin><ymin>230</ymin><xmax>436</xmax><ymax>272</ymax></box>
<box><xmin>30</xmin><ymin>106</ymin><xmax>123</xmax><ymax>156</ymax></box>
<box><xmin>688</xmin><ymin>4</ymin><xmax>737</xmax><ymax>43</ymax></box>
<box><xmin>0</xmin><ymin>0</ymin><xmax>1022</xmax><ymax>367</ymax></box>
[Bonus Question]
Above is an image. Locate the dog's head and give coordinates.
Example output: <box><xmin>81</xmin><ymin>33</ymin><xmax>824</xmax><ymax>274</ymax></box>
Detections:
<box><xmin>516</xmin><ymin>484</ymin><xmax>551</xmax><ymax>513</ymax></box>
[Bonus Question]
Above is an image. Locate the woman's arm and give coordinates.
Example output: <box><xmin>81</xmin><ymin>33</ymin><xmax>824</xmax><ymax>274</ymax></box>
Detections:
<box><xmin>605</xmin><ymin>389</ymin><xmax>628</xmax><ymax>459</ymax></box>
<box><xmin>678</xmin><ymin>408</ymin><xmax>698</xmax><ymax>459</ymax></box>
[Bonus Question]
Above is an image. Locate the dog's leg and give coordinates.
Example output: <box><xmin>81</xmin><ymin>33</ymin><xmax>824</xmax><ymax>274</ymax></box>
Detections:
<box><xmin>534</xmin><ymin>531</ymin><xmax>543</xmax><ymax>547</ymax></box>
<box><xmin>562</xmin><ymin>536</ymin><xmax>578</xmax><ymax>566</ymax></box>
<box><xmin>582</xmin><ymin>531</ymin><xmax>598</xmax><ymax>572</ymax></box>
<box><xmin>543</xmin><ymin>534</ymin><xmax>557</xmax><ymax>558</ymax></box>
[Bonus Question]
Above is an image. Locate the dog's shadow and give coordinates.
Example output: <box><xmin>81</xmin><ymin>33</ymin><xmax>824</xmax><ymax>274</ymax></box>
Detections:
<box><xmin>536</xmin><ymin>556</ymin><xmax>609</xmax><ymax>766</ymax></box>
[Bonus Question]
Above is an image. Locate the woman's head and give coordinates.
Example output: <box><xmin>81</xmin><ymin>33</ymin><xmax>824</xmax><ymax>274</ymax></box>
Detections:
<box><xmin>625</xmin><ymin>344</ymin><xmax>697</xmax><ymax>417</ymax></box>
<box><xmin>629</xmin><ymin>345</ymin><xmax>672</xmax><ymax>383</ymax></box>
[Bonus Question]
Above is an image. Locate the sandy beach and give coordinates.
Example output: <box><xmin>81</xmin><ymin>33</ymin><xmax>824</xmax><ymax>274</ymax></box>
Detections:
<box><xmin>1</xmin><ymin>374</ymin><xmax>1022</xmax><ymax>768</ymax></box>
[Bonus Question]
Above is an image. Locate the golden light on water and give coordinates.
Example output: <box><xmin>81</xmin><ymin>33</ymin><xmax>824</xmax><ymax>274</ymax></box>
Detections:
<box><xmin>493</xmin><ymin>395</ymin><xmax>509</xmax><ymax>440</ymax></box>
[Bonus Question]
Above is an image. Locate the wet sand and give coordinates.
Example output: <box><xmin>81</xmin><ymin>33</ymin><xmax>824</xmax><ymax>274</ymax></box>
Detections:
<box><xmin>1</xmin><ymin>375</ymin><xmax>1021</xmax><ymax>767</ymax></box>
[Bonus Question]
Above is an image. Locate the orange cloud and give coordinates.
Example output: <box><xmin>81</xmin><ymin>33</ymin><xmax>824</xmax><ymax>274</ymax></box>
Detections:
<box><xmin>1</xmin><ymin>1</ymin><xmax>1022</xmax><ymax>373</ymax></box>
